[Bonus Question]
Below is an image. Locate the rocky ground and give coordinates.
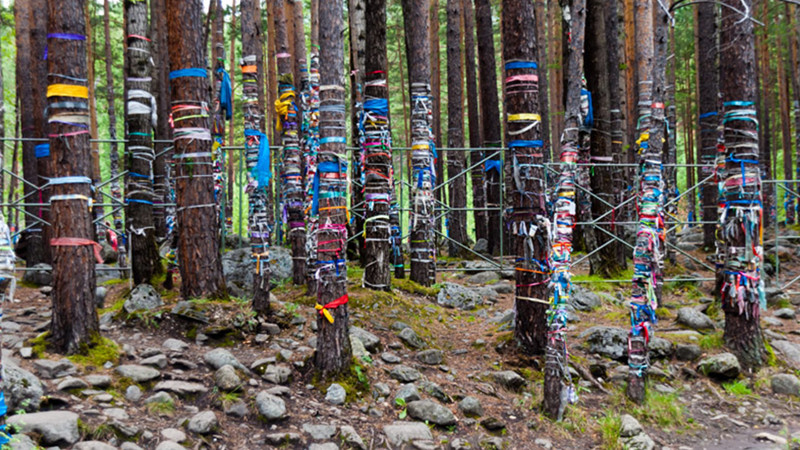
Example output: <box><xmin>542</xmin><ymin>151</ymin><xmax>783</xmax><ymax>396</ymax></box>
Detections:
<box><xmin>3</xmin><ymin>225</ymin><xmax>800</xmax><ymax>450</ymax></box>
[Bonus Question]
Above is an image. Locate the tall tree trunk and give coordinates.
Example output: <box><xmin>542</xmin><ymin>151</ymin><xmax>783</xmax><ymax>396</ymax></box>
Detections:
<box><xmin>664</xmin><ymin>24</ymin><xmax>677</xmax><ymax>263</ymax></box>
<box><xmin>535</xmin><ymin>0</ymin><xmax>551</xmax><ymax>159</ymax></box>
<box><xmin>32</xmin><ymin>0</ymin><xmax>51</xmax><ymax>265</ymax></box>
<box><xmin>86</xmin><ymin>0</ymin><xmax>103</xmax><ymax>242</ymax></box>
<box><xmin>211</xmin><ymin>0</ymin><xmax>231</xmax><ymax>236</ymax></box>
<box><xmin>543</xmin><ymin>0</ymin><xmax>584</xmax><ymax>420</ymax></box>
<box><xmin>430</xmin><ymin>0</ymin><xmax>444</xmax><ymax>244</ymax></box>
<box><xmin>627</xmin><ymin>0</ymin><xmax>663</xmax><ymax>405</ymax></box>
<box><xmin>719</xmin><ymin>0</ymin><xmax>764</xmax><ymax>372</ymax></box>
<box><xmin>778</xmin><ymin>26</ymin><xmax>793</xmax><ymax>224</ymax></box>
<box><xmin>586</xmin><ymin>0</ymin><xmax>624</xmax><ymax>277</ymax></box>
<box><xmin>397</xmin><ymin>26</ymin><xmax>410</xmax><ymax>147</ymax></box>
<box><xmin>305</xmin><ymin>25</ymin><xmax>321</xmax><ymax>294</ymax></box>
<box><xmin>502</xmin><ymin>0</ymin><xmax>549</xmax><ymax>356</ymax></box>
<box><xmin>226</xmin><ymin>0</ymin><xmax>237</xmax><ymax>234</ymax></box>
<box><xmin>240</xmin><ymin>0</ymin><xmax>270</xmax><ymax>313</ymax></box>
<box><xmin>274</xmin><ymin>0</ymin><xmax>305</xmax><ymax>285</ymax></box>
<box><xmin>462</xmin><ymin>0</ymin><xmax>483</xmax><ymax>246</ymax></box>
<box><xmin>696</xmin><ymin>1</ymin><xmax>719</xmax><ymax>250</ymax></box>
<box><xmin>15</xmin><ymin>0</ymin><xmax>46</xmax><ymax>267</ymax></box>
<box><xmin>362</xmin><ymin>0</ymin><xmax>395</xmax><ymax>289</ymax></box>
<box><xmin>446</xmin><ymin>0</ymin><xmax>468</xmax><ymax>258</ymax></box>
<box><xmin>757</xmin><ymin>0</ymin><xmax>772</xmax><ymax>227</ymax></box>
<box><xmin>265</xmin><ymin>0</ymin><xmax>278</xmax><ymax>237</ymax></box>
<box><xmin>607</xmin><ymin>0</ymin><xmax>628</xmax><ymax>268</ymax></box>
<box><xmin>166</xmin><ymin>0</ymin><xmax>227</xmax><ymax>299</ymax></box>
<box><xmin>125</xmin><ymin>0</ymin><xmax>161</xmax><ymax>284</ymax></box>
<box><xmin>47</xmin><ymin>0</ymin><xmax>100</xmax><ymax>354</ymax></box>
<box><xmin>291</xmin><ymin>0</ymin><xmax>308</xmax><ymax>285</ymax></box>
<box><xmin>475</xmin><ymin>0</ymin><xmax>503</xmax><ymax>255</ymax></box>
<box><xmin>314</xmin><ymin>0</ymin><xmax>352</xmax><ymax>379</ymax></box>
<box><xmin>623</xmin><ymin>0</ymin><xmax>637</xmax><ymax>169</ymax></box>
<box><xmin>792</xmin><ymin>5</ymin><xmax>800</xmax><ymax>213</ymax></box>
<box><xmin>348</xmin><ymin>0</ymin><xmax>366</xmax><ymax>263</ymax></box>
<box><xmin>403</xmin><ymin>0</ymin><xmax>437</xmax><ymax>286</ymax></box>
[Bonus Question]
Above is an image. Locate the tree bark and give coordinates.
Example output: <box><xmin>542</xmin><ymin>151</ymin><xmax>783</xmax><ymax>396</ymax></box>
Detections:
<box><xmin>47</xmin><ymin>0</ymin><xmax>100</xmax><ymax>354</ymax></box>
<box><xmin>314</xmin><ymin>0</ymin><xmax>352</xmax><ymax>380</ymax></box>
<box><xmin>211</xmin><ymin>0</ymin><xmax>230</xmax><ymax>237</ymax></box>
<box><xmin>125</xmin><ymin>0</ymin><xmax>161</xmax><ymax>285</ymax></box>
<box><xmin>778</xmin><ymin>25</ymin><xmax>793</xmax><ymax>225</ymax></box>
<box><xmin>403</xmin><ymin>0</ymin><xmax>437</xmax><ymax>286</ymax></box>
<box><xmin>291</xmin><ymin>0</ymin><xmax>308</xmax><ymax>285</ymax></box>
<box><xmin>756</xmin><ymin>0</ymin><xmax>772</xmax><ymax>227</ymax></box>
<box><xmin>475</xmin><ymin>0</ymin><xmax>503</xmax><ymax>255</ymax></box>
<box><xmin>362</xmin><ymin>0</ymin><xmax>395</xmax><ymax>290</ymax></box>
<box><xmin>719</xmin><ymin>0</ymin><xmax>764</xmax><ymax>372</ymax></box>
<box><xmin>502</xmin><ymin>0</ymin><xmax>549</xmax><ymax>357</ymax></box>
<box><xmin>32</xmin><ymin>0</ymin><xmax>52</xmax><ymax>264</ymax></box>
<box><xmin>446</xmin><ymin>0</ymin><xmax>469</xmax><ymax>258</ymax></box>
<box><xmin>534</xmin><ymin>0</ymin><xmax>551</xmax><ymax>159</ymax></box>
<box><xmin>348</xmin><ymin>0</ymin><xmax>366</xmax><ymax>263</ymax></box>
<box><xmin>166</xmin><ymin>0</ymin><xmax>227</xmax><ymax>299</ymax></box>
<box><xmin>626</xmin><ymin>0</ymin><xmax>662</xmax><ymax>405</ymax></box>
<box><xmin>543</xmin><ymin>0</ymin><xmax>585</xmax><ymax>420</ymax></box>
<box><xmin>226</xmin><ymin>0</ymin><xmax>237</xmax><ymax>235</ymax></box>
<box><xmin>15</xmin><ymin>0</ymin><xmax>47</xmax><ymax>267</ymax></box>
<box><xmin>240</xmin><ymin>0</ymin><xmax>270</xmax><ymax>313</ymax></box>
<box><xmin>462</xmin><ymin>0</ymin><xmax>483</xmax><ymax>247</ymax></box>
<box><xmin>85</xmin><ymin>0</ymin><xmax>103</xmax><ymax>241</ymax></box>
<box><xmin>151</xmin><ymin>0</ymin><xmax>172</xmax><ymax>246</ymax></box>
<box><xmin>304</xmin><ymin>30</ymin><xmax>321</xmax><ymax>294</ymax></box>
<box><xmin>695</xmin><ymin>1</ymin><xmax>719</xmax><ymax>250</ymax></box>
<box><xmin>274</xmin><ymin>0</ymin><xmax>306</xmax><ymax>286</ymax></box>
<box><xmin>431</xmin><ymin>0</ymin><xmax>444</xmax><ymax>243</ymax></box>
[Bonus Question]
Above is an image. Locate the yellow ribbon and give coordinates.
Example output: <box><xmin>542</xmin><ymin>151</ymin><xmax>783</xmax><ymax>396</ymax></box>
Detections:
<box><xmin>315</xmin><ymin>304</ymin><xmax>334</xmax><ymax>323</ymax></box>
<box><xmin>274</xmin><ymin>91</ymin><xmax>295</xmax><ymax>133</ymax></box>
<box><xmin>508</xmin><ymin>113</ymin><xmax>541</xmax><ymax>122</ymax></box>
<box><xmin>47</xmin><ymin>84</ymin><xmax>89</xmax><ymax>99</ymax></box>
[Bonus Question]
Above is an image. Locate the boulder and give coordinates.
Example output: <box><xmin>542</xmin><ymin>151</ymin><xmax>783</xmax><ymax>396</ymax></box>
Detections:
<box><xmin>399</xmin><ymin>328</ymin><xmax>427</xmax><ymax>349</ymax></box>
<box><xmin>203</xmin><ymin>348</ymin><xmax>246</xmax><ymax>371</ymax></box>
<box><xmin>255</xmin><ymin>391</ymin><xmax>287</xmax><ymax>420</ymax></box>
<box><xmin>383</xmin><ymin>422</ymin><xmax>434</xmax><ymax>447</ymax></box>
<box><xmin>458</xmin><ymin>396</ymin><xmax>483</xmax><ymax>417</ymax></box>
<box><xmin>697</xmin><ymin>353</ymin><xmax>740</xmax><ymax>379</ymax></box>
<box><xmin>186</xmin><ymin>410</ymin><xmax>217</xmax><ymax>434</ymax></box>
<box><xmin>772</xmin><ymin>340</ymin><xmax>800</xmax><ymax>368</ymax></box>
<box><xmin>214</xmin><ymin>365</ymin><xmax>242</xmax><ymax>391</ymax></box>
<box><xmin>437</xmin><ymin>282</ymin><xmax>483</xmax><ymax>310</ymax></box>
<box><xmin>771</xmin><ymin>373</ymin><xmax>800</xmax><ymax>396</ymax></box>
<box><xmin>22</xmin><ymin>263</ymin><xmax>52</xmax><ymax>286</ymax></box>
<box><xmin>325</xmin><ymin>383</ymin><xmax>346</xmax><ymax>405</ymax></box>
<box><xmin>350</xmin><ymin>327</ymin><xmax>381</xmax><ymax>352</ymax></box>
<box><xmin>580</xmin><ymin>326</ymin><xmax>628</xmax><ymax>360</ymax></box>
<box><xmin>570</xmin><ymin>285</ymin><xmax>602</xmax><ymax>311</ymax></box>
<box><xmin>7</xmin><ymin>411</ymin><xmax>79</xmax><ymax>446</ymax></box>
<box><xmin>124</xmin><ymin>284</ymin><xmax>163</xmax><ymax>313</ymax></box>
<box><xmin>4</xmin><ymin>358</ymin><xmax>43</xmax><ymax>412</ymax></box>
<box><xmin>676</xmin><ymin>307</ymin><xmax>715</xmax><ymax>331</ymax></box>
<box><xmin>492</xmin><ymin>370</ymin><xmax>525</xmax><ymax>391</ymax></box>
<box><xmin>115</xmin><ymin>364</ymin><xmax>161</xmax><ymax>382</ymax></box>
<box><xmin>406</xmin><ymin>400</ymin><xmax>457</xmax><ymax>426</ymax></box>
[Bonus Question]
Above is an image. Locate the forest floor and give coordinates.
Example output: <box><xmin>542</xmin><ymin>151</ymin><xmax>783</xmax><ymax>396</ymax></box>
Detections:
<box><xmin>3</xmin><ymin>224</ymin><xmax>800</xmax><ymax>449</ymax></box>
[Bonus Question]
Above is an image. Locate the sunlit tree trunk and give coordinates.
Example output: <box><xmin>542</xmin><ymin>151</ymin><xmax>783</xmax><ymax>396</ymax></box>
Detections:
<box><xmin>446</xmin><ymin>0</ymin><xmax>468</xmax><ymax>258</ymax></box>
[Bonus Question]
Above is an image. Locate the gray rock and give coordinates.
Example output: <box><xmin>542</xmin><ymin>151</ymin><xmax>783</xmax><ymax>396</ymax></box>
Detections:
<box><xmin>571</xmin><ymin>284</ymin><xmax>602</xmax><ymax>311</ymax></box>
<box><xmin>32</xmin><ymin>358</ymin><xmax>75</xmax><ymax>379</ymax></box>
<box><xmin>399</xmin><ymin>328</ymin><xmax>427</xmax><ymax>349</ymax></box>
<box><xmin>203</xmin><ymin>348</ymin><xmax>246</xmax><ymax>371</ymax></box>
<box><xmin>466</xmin><ymin>271</ymin><xmax>500</xmax><ymax>285</ymax></box>
<box><xmin>125</xmin><ymin>385</ymin><xmax>142</xmax><ymax>402</ymax></box>
<box><xmin>351</xmin><ymin>336</ymin><xmax>370</xmax><ymax>362</ymax></box>
<box><xmin>85</xmin><ymin>374</ymin><xmax>112</xmax><ymax>388</ymax></box>
<box><xmin>624</xmin><ymin>433</ymin><xmax>656</xmax><ymax>450</ymax></box>
<box><xmin>534</xmin><ymin>438</ymin><xmax>553</xmax><ymax>450</ymax></box>
<box><xmin>620</xmin><ymin>414</ymin><xmax>643</xmax><ymax>438</ymax></box>
<box><xmin>381</xmin><ymin>352</ymin><xmax>401</xmax><ymax>364</ymax></box>
<box><xmin>153</xmin><ymin>380</ymin><xmax>208</xmax><ymax>396</ymax></box>
<box><xmin>6</xmin><ymin>434</ymin><xmax>38</xmax><ymax>450</ymax></box>
<box><xmin>262</xmin><ymin>364</ymin><xmax>292</xmax><ymax>385</ymax></box>
<box><xmin>350</xmin><ymin>327</ymin><xmax>381</xmax><ymax>352</ymax></box>
<box><xmin>697</xmin><ymin>352</ymin><xmax>741</xmax><ymax>379</ymax></box>
<box><xmin>325</xmin><ymin>383</ymin><xmax>346</xmax><ymax>405</ymax></box>
<box><xmin>57</xmin><ymin>376</ymin><xmax>89</xmax><ymax>391</ymax></box>
<box><xmin>162</xmin><ymin>338</ymin><xmax>189</xmax><ymax>352</ymax></box>
<box><xmin>774</xmin><ymin>308</ymin><xmax>797</xmax><ymax>319</ymax></box>
<box><xmin>395</xmin><ymin>383</ymin><xmax>421</xmax><ymax>404</ymax></box>
<box><xmin>115</xmin><ymin>364</ymin><xmax>160</xmax><ymax>382</ymax></box>
<box><xmin>340</xmin><ymin>425</ymin><xmax>366</xmax><ymax>450</ymax></box>
<box><xmin>675</xmin><ymin>344</ymin><xmax>702</xmax><ymax>361</ymax></box>
<box><xmin>224</xmin><ymin>400</ymin><xmax>248</xmax><ymax>418</ymax></box>
<box><xmin>95</xmin><ymin>286</ymin><xmax>108</xmax><ymax>308</ymax></box>
<box><xmin>22</xmin><ymin>263</ymin><xmax>52</xmax><ymax>286</ymax></box>
<box><xmin>124</xmin><ymin>283</ymin><xmax>163</xmax><ymax>313</ymax></box>
<box><xmin>492</xmin><ymin>370</ymin><xmax>526</xmax><ymax>391</ymax></box>
<box><xmin>676</xmin><ymin>307</ymin><xmax>715</xmax><ymax>330</ymax></box>
<box><xmin>772</xmin><ymin>340</ymin><xmax>800</xmax><ymax>368</ymax></box>
<box><xmin>155</xmin><ymin>442</ymin><xmax>185</xmax><ymax>450</ymax></box>
<box><xmin>214</xmin><ymin>365</ymin><xmax>242</xmax><ymax>391</ymax></box>
<box><xmin>473</xmin><ymin>238</ymin><xmax>489</xmax><ymax>254</ymax></box>
<box><xmin>72</xmin><ymin>441</ymin><xmax>117</xmax><ymax>450</ymax></box>
<box><xmin>416</xmin><ymin>349</ymin><xmax>443</xmax><ymax>365</ymax></box>
<box><xmin>771</xmin><ymin>373</ymin><xmax>800</xmax><ymax>396</ymax></box>
<box><xmin>187</xmin><ymin>410</ymin><xmax>217</xmax><ymax>434</ymax></box>
<box><xmin>263</xmin><ymin>323</ymin><xmax>281</xmax><ymax>335</ymax></box>
<box><xmin>140</xmin><ymin>354</ymin><xmax>168</xmax><ymax>369</ymax></box>
<box><xmin>161</xmin><ymin>428</ymin><xmax>187</xmax><ymax>442</ymax></box>
<box><xmin>407</xmin><ymin>400</ymin><xmax>457</xmax><ymax>426</ymax></box>
<box><xmin>648</xmin><ymin>337</ymin><xmax>673</xmax><ymax>359</ymax></box>
<box><xmin>4</xmin><ymin>358</ymin><xmax>44</xmax><ymax>412</ymax></box>
<box><xmin>373</xmin><ymin>382</ymin><xmax>391</xmax><ymax>397</ymax></box>
<box><xmin>145</xmin><ymin>391</ymin><xmax>174</xmax><ymax>405</ymax></box>
<box><xmin>302</xmin><ymin>423</ymin><xmax>337</xmax><ymax>440</ymax></box>
<box><xmin>255</xmin><ymin>391</ymin><xmax>287</xmax><ymax>420</ymax></box>
<box><xmin>580</xmin><ymin>326</ymin><xmax>628</xmax><ymax>360</ymax></box>
<box><xmin>489</xmin><ymin>282</ymin><xmax>514</xmax><ymax>294</ymax></box>
<box><xmin>264</xmin><ymin>432</ymin><xmax>302</xmax><ymax>446</ymax></box>
<box><xmin>308</xmin><ymin>444</ymin><xmax>338</xmax><ymax>450</ymax></box>
<box><xmin>458</xmin><ymin>396</ymin><xmax>483</xmax><ymax>417</ymax></box>
<box><xmin>437</xmin><ymin>282</ymin><xmax>483</xmax><ymax>310</ymax></box>
<box><xmin>384</xmin><ymin>422</ymin><xmax>433</xmax><ymax>447</ymax></box>
<box><xmin>103</xmin><ymin>408</ymin><xmax>129</xmax><ymax>420</ymax></box>
<box><xmin>7</xmin><ymin>411</ymin><xmax>79</xmax><ymax>446</ymax></box>
<box><xmin>390</xmin><ymin>365</ymin><xmax>422</xmax><ymax>383</ymax></box>
<box><xmin>120</xmin><ymin>443</ymin><xmax>144</xmax><ymax>450</ymax></box>
<box><xmin>419</xmin><ymin>380</ymin><xmax>451</xmax><ymax>403</ymax></box>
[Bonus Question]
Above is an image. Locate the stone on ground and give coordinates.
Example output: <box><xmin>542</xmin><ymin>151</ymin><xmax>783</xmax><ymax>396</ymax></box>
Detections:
<box><xmin>7</xmin><ymin>411</ymin><xmax>79</xmax><ymax>446</ymax></box>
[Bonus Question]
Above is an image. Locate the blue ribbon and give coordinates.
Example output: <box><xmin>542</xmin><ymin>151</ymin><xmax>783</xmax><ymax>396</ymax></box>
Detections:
<box><xmin>698</xmin><ymin>111</ymin><xmax>718</xmax><ymax>119</ymax></box>
<box><xmin>484</xmin><ymin>159</ymin><xmax>502</xmax><ymax>173</ymax></box>
<box><xmin>169</xmin><ymin>68</ymin><xmax>208</xmax><ymax>79</ymax></box>
<box><xmin>505</xmin><ymin>61</ymin><xmax>538</xmax><ymax>70</ymax></box>
<box><xmin>581</xmin><ymin>88</ymin><xmax>594</xmax><ymax>128</ymax></box>
<box><xmin>216</xmin><ymin>67</ymin><xmax>233</xmax><ymax>120</ymax></box>
<box><xmin>35</xmin><ymin>144</ymin><xmax>50</xmax><ymax>158</ymax></box>
<box><xmin>363</xmin><ymin>98</ymin><xmax>389</xmax><ymax>116</ymax></box>
<box><xmin>244</xmin><ymin>129</ymin><xmax>271</xmax><ymax>188</ymax></box>
<box><xmin>311</xmin><ymin>160</ymin><xmax>348</xmax><ymax>215</ymax></box>
<box><xmin>509</xmin><ymin>140</ymin><xmax>543</xmax><ymax>148</ymax></box>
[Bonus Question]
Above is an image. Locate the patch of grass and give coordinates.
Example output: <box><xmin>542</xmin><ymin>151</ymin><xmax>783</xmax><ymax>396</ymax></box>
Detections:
<box><xmin>68</xmin><ymin>335</ymin><xmax>122</xmax><ymax>367</ymax></box>
<box><xmin>391</xmin><ymin>276</ymin><xmax>442</xmax><ymax>298</ymax></box>
<box><xmin>311</xmin><ymin>358</ymin><xmax>372</xmax><ymax>404</ymax></box>
<box><xmin>764</xmin><ymin>340</ymin><xmax>778</xmax><ymax>367</ymax></box>
<box><xmin>146</xmin><ymin>398</ymin><xmax>176</xmax><ymax>416</ymax></box>
<box><xmin>698</xmin><ymin>331</ymin><xmax>724</xmax><ymax>350</ymax></box>
<box><xmin>27</xmin><ymin>331</ymin><xmax>51</xmax><ymax>359</ymax></box>
<box><xmin>597</xmin><ymin>411</ymin><xmax>622</xmax><ymax>450</ymax></box>
<box><xmin>572</xmin><ymin>274</ymin><xmax>617</xmax><ymax>293</ymax></box>
<box><xmin>722</xmin><ymin>380</ymin><xmax>752</xmax><ymax>396</ymax></box>
<box><xmin>631</xmin><ymin>391</ymin><xmax>686</xmax><ymax>429</ymax></box>
<box><xmin>218</xmin><ymin>391</ymin><xmax>242</xmax><ymax>407</ymax></box>
<box><xmin>603</xmin><ymin>309</ymin><xmax>628</xmax><ymax>322</ymax></box>
<box><xmin>99</xmin><ymin>296</ymin><xmax>126</xmax><ymax>317</ymax></box>
<box><xmin>101</xmin><ymin>278</ymin><xmax>127</xmax><ymax>287</ymax></box>
<box><xmin>655</xmin><ymin>307</ymin><xmax>673</xmax><ymax>319</ymax></box>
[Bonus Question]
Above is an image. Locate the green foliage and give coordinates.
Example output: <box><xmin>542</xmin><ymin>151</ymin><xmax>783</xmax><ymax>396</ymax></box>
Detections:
<box><xmin>722</xmin><ymin>380</ymin><xmax>752</xmax><ymax>396</ymax></box>
<box><xmin>597</xmin><ymin>412</ymin><xmax>622</xmax><ymax>450</ymax></box>
<box><xmin>68</xmin><ymin>335</ymin><xmax>121</xmax><ymax>367</ymax></box>
<box><xmin>631</xmin><ymin>392</ymin><xmax>687</xmax><ymax>429</ymax></box>
<box><xmin>146</xmin><ymin>397</ymin><xmax>176</xmax><ymax>416</ymax></box>
<box><xmin>391</xmin><ymin>276</ymin><xmax>442</xmax><ymax>297</ymax></box>
<box><xmin>395</xmin><ymin>397</ymin><xmax>408</xmax><ymax>419</ymax></box>
<box><xmin>698</xmin><ymin>331</ymin><xmax>724</xmax><ymax>350</ymax></box>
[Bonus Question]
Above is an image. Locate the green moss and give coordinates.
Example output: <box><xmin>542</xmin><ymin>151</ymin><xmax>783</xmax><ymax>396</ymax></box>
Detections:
<box><xmin>98</xmin><ymin>297</ymin><xmax>126</xmax><ymax>317</ymax></box>
<box><xmin>311</xmin><ymin>358</ymin><xmax>372</xmax><ymax>404</ymax></box>
<box><xmin>631</xmin><ymin>391</ymin><xmax>687</xmax><ymax>429</ymax></box>
<box><xmin>597</xmin><ymin>411</ymin><xmax>623</xmax><ymax>450</ymax></box>
<box><xmin>391</xmin><ymin>276</ymin><xmax>442</xmax><ymax>298</ymax></box>
<box><xmin>101</xmin><ymin>278</ymin><xmax>127</xmax><ymax>287</ymax></box>
<box><xmin>27</xmin><ymin>331</ymin><xmax>52</xmax><ymax>359</ymax></box>
<box><xmin>68</xmin><ymin>335</ymin><xmax>121</xmax><ymax>367</ymax></box>
<box><xmin>698</xmin><ymin>331</ymin><xmax>724</xmax><ymax>350</ymax></box>
<box><xmin>722</xmin><ymin>380</ymin><xmax>752</xmax><ymax>396</ymax></box>
<box><xmin>145</xmin><ymin>398</ymin><xmax>176</xmax><ymax>416</ymax></box>
<box><xmin>764</xmin><ymin>340</ymin><xmax>778</xmax><ymax>367</ymax></box>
